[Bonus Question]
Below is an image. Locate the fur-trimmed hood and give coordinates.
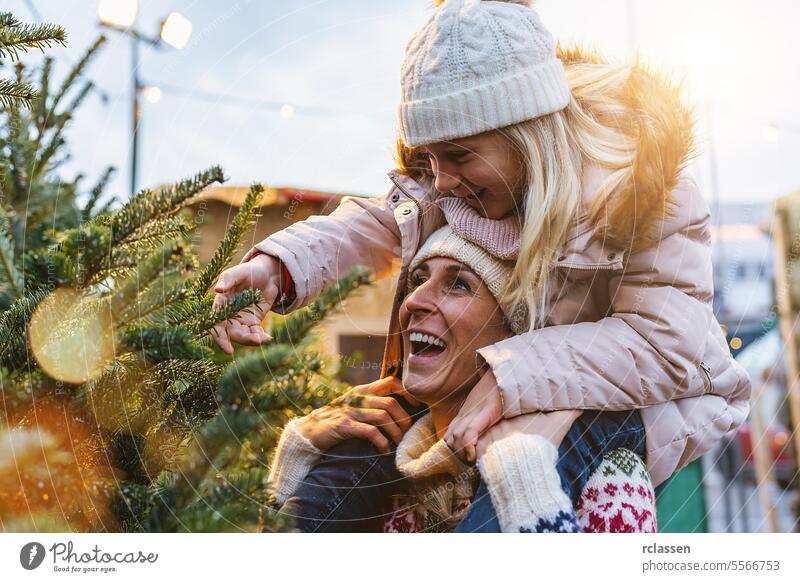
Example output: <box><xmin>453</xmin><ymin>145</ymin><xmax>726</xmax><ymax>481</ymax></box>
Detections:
<box><xmin>395</xmin><ymin>45</ymin><xmax>697</xmax><ymax>253</ymax></box>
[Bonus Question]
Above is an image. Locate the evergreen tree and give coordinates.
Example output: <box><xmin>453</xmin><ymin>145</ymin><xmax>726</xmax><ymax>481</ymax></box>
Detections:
<box><xmin>0</xmin><ymin>35</ymin><xmax>110</xmax><ymax>308</ymax></box>
<box><xmin>0</xmin><ymin>37</ymin><xmax>372</xmax><ymax>533</ymax></box>
<box><xmin>0</xmin><ymin>159</ymin><xmax>371</xmax><ymax>532</ymax></box>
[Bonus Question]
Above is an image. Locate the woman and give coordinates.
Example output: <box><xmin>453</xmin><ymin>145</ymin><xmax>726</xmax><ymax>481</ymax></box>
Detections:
<box><xmin>268</xmin><ymin>226</ymin><xmax>657</xmax><ymax>532</ymax></box>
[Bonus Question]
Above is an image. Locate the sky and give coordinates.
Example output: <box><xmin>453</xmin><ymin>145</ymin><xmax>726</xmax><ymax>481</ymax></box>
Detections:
<box><xmin>6</xmin><ymin>0</ymin><xmax>800</xmax><ymax>207</ymax></box>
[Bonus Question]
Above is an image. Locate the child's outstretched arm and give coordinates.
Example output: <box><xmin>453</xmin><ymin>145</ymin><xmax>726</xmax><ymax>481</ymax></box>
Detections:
<box><xmin>212</xmin><ymin>182</ymin><xmax>407</xmax><ymax>353</ymax></box>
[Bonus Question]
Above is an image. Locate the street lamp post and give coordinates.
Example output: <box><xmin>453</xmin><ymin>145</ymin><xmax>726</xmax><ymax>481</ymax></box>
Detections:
<box><xmin>131</xmin><ymin>33</ymin><xmax>141</xmax><ymax>197</ymax></box>
<box><xmin>97</xmin><ymin>0</ymin><xmax>192</xmax><ymax>194</ymax></box>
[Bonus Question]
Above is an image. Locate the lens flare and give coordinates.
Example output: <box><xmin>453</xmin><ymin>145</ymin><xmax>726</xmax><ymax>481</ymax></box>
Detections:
<box><xmin>29</xmin><ymin>287</ymin><xmax>116</xmax><ymax>384</ymax></box>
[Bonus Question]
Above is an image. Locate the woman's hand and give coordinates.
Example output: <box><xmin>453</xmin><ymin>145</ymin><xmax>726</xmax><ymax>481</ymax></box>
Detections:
<box><xmin>211</xmin><ymin>253</ymin><xmax>282</xmax><ymax>355</ymax></box>
<box><xmin>294</xmin><ymin>376</ymin><xmax>420</xmax><ymax>453</ymax></box>
<box><xmin>444</xmin><ymin>369</ymin><xmax>503</xmax><ymax>463</ymax></box>
<box><xmin>475</xmin><ymin>410</ymin><xmax>582</xmax><ymax>458</ymax></box>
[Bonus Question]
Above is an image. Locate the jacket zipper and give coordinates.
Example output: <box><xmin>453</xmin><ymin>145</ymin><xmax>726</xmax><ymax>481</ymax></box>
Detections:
<box><xmin>699</xmin><ymin>361</ymin><xmax>713</xmax><ymax>392</ymax></box>
<box><xmin>555</xmin><ymin>262</ymin><xmax>619</xmax><ymax>271</ymax></box>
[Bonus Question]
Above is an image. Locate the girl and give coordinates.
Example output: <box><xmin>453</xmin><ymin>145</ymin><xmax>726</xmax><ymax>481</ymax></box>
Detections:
<box><xmin>212</xmin><ymin>0</ymin><xmax>750</xmax><ymax>525</ymax></box>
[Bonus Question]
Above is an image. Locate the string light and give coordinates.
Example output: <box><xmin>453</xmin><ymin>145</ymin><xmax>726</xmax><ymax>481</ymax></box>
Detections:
<box><xmin>142</xmin><ymin>86</ymin><xmax>161</xmax><ymax>104</ymax></box>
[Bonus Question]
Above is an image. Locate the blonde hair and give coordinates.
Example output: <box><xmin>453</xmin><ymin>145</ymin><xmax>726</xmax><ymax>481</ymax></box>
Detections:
<box><xmin>501</xmin><ymin>60</ymin><xmax>640</xmax><ymax>331</ymax></box>
<box><xmin>393</xmin><ymin>59</ymin><xmax>647</xmax><ymax>333</ymax></box>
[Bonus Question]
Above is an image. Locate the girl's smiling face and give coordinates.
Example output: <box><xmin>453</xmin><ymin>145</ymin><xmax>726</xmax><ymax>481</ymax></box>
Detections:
<box><xmin>399</xmin><ymin>256</ymin><xmax>512</xmax><ymax>409</ymax></box>
<box><xmin>420</xmin><ymin>130</ymin><xmax>525</xmax><ymax>220</ymax></box>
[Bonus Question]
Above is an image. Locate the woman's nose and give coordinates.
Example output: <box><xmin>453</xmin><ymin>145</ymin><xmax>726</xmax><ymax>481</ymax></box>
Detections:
<box><xmin>433</xmin><ymin>163</ymin><xmax>461</xmax><ymax>194</ymax></box>
<box><xmin>403</xmin><ymin>280</ymin><xmax>437</xmax><ymax>315</ymax></box>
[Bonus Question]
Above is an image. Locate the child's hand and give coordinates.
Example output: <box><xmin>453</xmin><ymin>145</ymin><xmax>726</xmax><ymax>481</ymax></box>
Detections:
<box><xmin>211</xmin><ymin>254</ymin><xmax>282</xmax><ymax>355</ymax></box>
<box><xmin>475</xmin><ymin>411</ymin><xmax>582</xmax><ymax>458</ymax></box>
<box><xmin>445</xmin><ymin>369</ymin><xmax>503</xmax><ymax>463</ymax></box>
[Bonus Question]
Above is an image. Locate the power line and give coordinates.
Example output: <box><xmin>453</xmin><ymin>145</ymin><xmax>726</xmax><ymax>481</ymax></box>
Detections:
<box><xmin>90</xmin><ymin>79</ymin><xmax>391</xmax><ymax>121</ymax></box>
<box><xmin>152</xmin><ymin>81</ymin><xmax>391</xmax><ymax>120</ymax></box>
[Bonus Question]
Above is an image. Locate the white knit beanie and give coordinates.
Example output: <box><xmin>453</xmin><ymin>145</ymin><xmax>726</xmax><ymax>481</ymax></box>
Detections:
<box><xmin>410</xmin><ymin>225</ymin><xmax>527</xmax><ymax>333</ymax></box>
<box><xmin>398</xmin><ymin>0</ymin><xmax>571</xmax><ymax>148</ymax></box>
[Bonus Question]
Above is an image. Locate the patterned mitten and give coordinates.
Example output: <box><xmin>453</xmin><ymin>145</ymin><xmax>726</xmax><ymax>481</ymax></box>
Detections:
<box><xmin>576</xmin><ymin>448</ymin><xmax>658</xmax><ymax>533</ymax></box>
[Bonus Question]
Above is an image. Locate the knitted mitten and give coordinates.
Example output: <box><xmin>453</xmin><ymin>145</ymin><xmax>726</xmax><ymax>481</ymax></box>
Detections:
<box><xmin>576</xmin><ymin>448</ymin><xmax>657</xmax><ymax>533</ymax></box>
<box><xmin>266</xmin><ymin>418</ymin><xmax>323</xmax><ymax>506</ymax></box>
<box><xmin>477</xmin><ymin>433</ymin><xmax>580</xmax><ymax>533</ymax></box>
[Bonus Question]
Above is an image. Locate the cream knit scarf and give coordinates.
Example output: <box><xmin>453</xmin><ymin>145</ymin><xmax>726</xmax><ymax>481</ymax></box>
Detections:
<box><xmin>394</xmin><ymin>414</ymin><xmax>477</xmax><ymax>529</ymax></box>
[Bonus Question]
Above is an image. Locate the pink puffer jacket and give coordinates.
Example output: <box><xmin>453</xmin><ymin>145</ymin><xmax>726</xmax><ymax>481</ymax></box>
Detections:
<box><xmin>242</xmin><ymin>61</ymin><xmax>751</xmax><ymax>487</ymax></box>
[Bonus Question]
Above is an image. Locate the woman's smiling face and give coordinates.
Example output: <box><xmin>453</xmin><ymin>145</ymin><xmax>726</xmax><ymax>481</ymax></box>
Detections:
<box><xmin>420</xmin><ymin>130</ymin><xmax>525</xmax><ymax>220</ymax></box>
<box><xmin>399</xmin><ymin>256</ymin><xmax>512</xmax><ymax>407</ymax></box>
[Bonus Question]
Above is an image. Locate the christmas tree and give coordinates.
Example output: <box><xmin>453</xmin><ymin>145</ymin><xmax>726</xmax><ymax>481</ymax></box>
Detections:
<box><xmin>0</xmin><ymin>33</ymin><xmax>371</xmax><ymax>533</ymax></box>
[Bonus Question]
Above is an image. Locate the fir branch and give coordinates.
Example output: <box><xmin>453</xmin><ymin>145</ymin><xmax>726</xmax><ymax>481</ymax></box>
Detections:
<box><xmin>203</xmin><ymin>468</ymin><xmax>269</xmax><ymax>509</ymax></box>
<box><xmin>46</xmin><ymin>35</ymin><xmax>105</xmax><ymax>118</ymax></box>
<box><xmin>187</xmin><ymin>183</ymin><xmax>263</xmax><ymax>298</ymax></box>
<box><xmin>0</xmin><ymin>206</ymin><xmax>23</xmax><ymax>300</ymax></box>
<box><xmin>21</xmin><ymin>250</ymin><xmax>70</xmax><ymax>292</ymax></box>
<box><xmin>116</xmin><ymin>475</ymin><xmax>177</xmax><ymax>532</ymax></box>
<box><xmin>0</xmin><ymin>288</ymin><xmax>48</xmax><ymax>370</ymax></box>
<box><xmin>33</xmin><ymin>56</ymin><xmax>52</xmax><ymax>131</ymax></box>
<box><xmin>0</xmin><ymin>78</ymin><xmax>35</xmax><ymax>109</ymax></box>
<box><xmin>271</xmin><ymin>266</ymin><xmax>372</xmax><ymax>345</ymax></box>
<box><xmin>216</xmin><ymin>344</ymin><xmax>293</xmax><ymax>407</ymax></box>
<box><xmin>132</xmin><ymin>411</ymin><xmax>260</xmax><ymax>533</ymax></box>
<box><xmin>181</xmin><ymin>411</ymin><xmax>260</xmax><ymax>483</ymax></box>
<box><xmin>0</xmin><ymin>13</ymin><xmax>20</xmax><ymax>28</ymax></box>
<box><xmin>112</xmin><ymin>241</ymin><xmax>194</xmax><ymax>320</ymax></box>
<box><xmin>0</xmin><ymin>19</ymin><xmax>67</xmax><ymax>61</ymax></box>
<box><xmin>247</xmin><ymin>353</ymin><xmax>329</xmax><ymax>413</ymax></box>
<box><xmin>186</xmin><ymin>289</ymin><xmax>261</xmax><ymax>336</ymax></box>
<box><xmin>33</xmin><ymin>80</ymin><xmax>95</xmax><ymax>178</ymax></box>
<box><xmin>110</xmin><ymin>166</ymin><xmax>226</xmax><ymax>245</ymax></box>
<box><xmin>120</xmin><ymin>292</ymin><xmax>191</xmax><ymax>331</ymax></box>
<box><xmin>115</xmin><ymin>215</ymin><xmax>195</xmax><ymax>253</ymax></box>
<box><xmin>153</xmin><ymin>358</ymin><xmax>225</xmax><ymax>393</ymax></box>
<box><xmin>176</xmin><ymin>467</ymin><xmax>271</xmax><ymax>533</ymax></box>
<box><xmin>95</xmin><ymin>197</ymin><xmax>117</xmax><ymax>216</ymax></box>
<box><xmin>51</xmin><ymin>222</ymin><xmax>112</xmax><ymax>287</ymax></box>
<box><xmin>82</xmin><ymin>166</ymin><xmax>115</xmax><ymax>221</ymax></box>
<box><xmin>122</xmin><ymin>325</ymin><xmax>209</xmax><ymax>363</ymax></box>
<box><xmin>6</xmin><ymin>103</ymin><xmax>30</xmax><ymax>200</ymax></box>
<box><xmin>163</xmin><ymin>369</ymin><xmax>223</xmax><ymax>421</ymax></box>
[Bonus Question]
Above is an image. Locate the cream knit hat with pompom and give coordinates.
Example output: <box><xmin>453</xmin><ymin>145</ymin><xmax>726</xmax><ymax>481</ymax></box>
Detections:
<box><xmin>398</xmin><ymin>0</ymin><xmax>570</xmax><ymax>148</ymax></box>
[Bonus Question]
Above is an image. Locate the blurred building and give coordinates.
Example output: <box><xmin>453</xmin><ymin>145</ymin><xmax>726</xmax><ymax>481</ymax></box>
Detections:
<box><xmin>711</xmin><ymin>203</ymin><xmax>775</xmax><ymax>356</ymax></box>
<box><xmin>186</xmin><ymin>185</ymin><xmax>394</xmax><ymax>386</ymax></box>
